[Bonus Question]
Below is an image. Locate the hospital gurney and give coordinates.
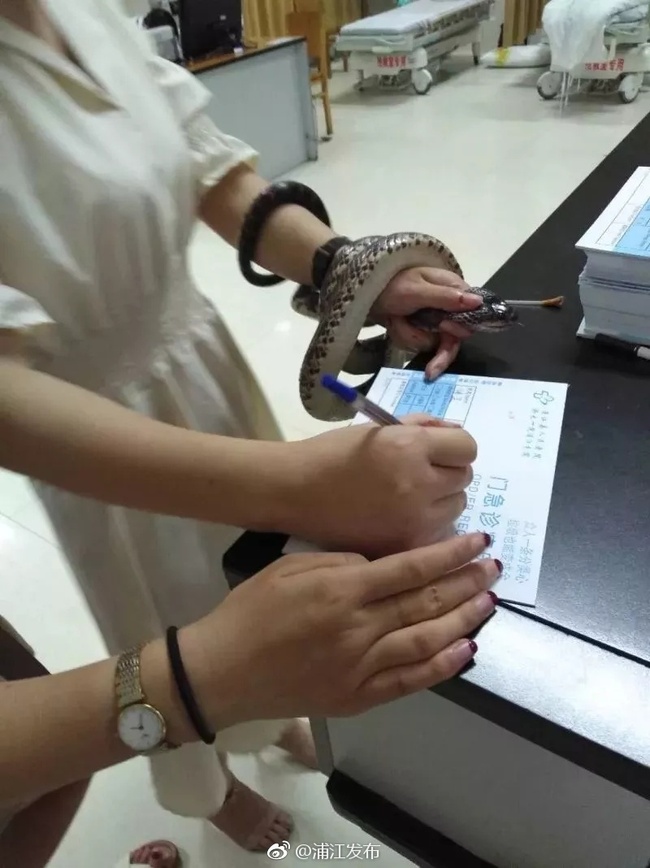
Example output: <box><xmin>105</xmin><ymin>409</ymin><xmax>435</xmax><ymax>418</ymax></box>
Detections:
<box><xmin>538</xmin><ymin>1</ymin><xmax>650</xmax><ymax>104</ymax></box>
<box><xmin>335</xmin><ymin>0</ymin><xmax>493</xmax><ymax>94</ymax></box>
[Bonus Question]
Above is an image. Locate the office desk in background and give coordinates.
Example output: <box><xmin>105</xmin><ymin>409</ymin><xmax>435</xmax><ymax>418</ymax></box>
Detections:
<box><xmin>188</xmin><ymin>38</ymin><xmax>318</xmax><ymax>180</ymax></box>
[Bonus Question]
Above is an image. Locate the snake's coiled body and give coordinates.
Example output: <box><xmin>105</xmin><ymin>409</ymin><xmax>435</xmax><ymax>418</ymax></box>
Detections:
<box><xmin>236</xmin><ymin>181</ymin><xmax>516</xmax><ymax>422</ymax></box>
<box><xmin>294</xmin><ymin>233</ymin><xmax>517</xmax><ymax>421</ymax></box>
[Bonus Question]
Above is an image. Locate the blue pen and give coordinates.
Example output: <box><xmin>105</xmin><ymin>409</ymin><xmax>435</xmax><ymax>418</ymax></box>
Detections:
<box><xmin>321</xmin><ymin>374</ymin><xmax>401</xmax><ymax>426</ymax></box>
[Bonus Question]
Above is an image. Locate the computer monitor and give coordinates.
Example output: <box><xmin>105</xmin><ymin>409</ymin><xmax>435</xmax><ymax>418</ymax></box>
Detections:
<box><xmin>178</xmin><ymin>0</ymin><xmax>242</xmax><ymax>61</ymax></box>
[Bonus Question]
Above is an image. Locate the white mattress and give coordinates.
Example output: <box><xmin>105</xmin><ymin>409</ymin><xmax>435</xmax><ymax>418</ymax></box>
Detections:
<box><xmin>340</xmin><ymin>0</ymin><xmax>487</xmax><ymax>36</ymax></box>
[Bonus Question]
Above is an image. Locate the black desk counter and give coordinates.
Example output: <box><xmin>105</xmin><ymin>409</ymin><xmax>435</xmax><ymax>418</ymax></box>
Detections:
<box><xmin>224</xmin><ymin>113</ymin><xmax>650</xmax><ymax>868</ymax></box>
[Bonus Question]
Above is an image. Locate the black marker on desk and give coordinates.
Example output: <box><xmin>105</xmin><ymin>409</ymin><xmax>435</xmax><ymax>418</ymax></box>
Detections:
<box><xmin>594</xmin><ymin>333</ymin><xmax>650</xmax><ymax>362</ymax></box>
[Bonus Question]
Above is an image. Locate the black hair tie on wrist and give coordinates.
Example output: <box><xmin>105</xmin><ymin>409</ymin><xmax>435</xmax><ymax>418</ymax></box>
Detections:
<box><xmin>237</xmin><ymin>181</ymin><xmax>332</xmax><ymax>287</ymax></box>
<box><xmin>166</xmin><ymin>626</ymin><xmax>215</xmax><ymax>745</ymax></box>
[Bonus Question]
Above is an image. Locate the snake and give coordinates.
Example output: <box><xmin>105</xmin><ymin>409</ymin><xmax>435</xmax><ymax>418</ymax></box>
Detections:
<box><xmin>292</xmin><ymin>233</ymin><xmax>519</xmax><ymax>421</ymax></box>
<box><xmin>237</xmin><ymin>183</ymin><xmax>518</xmax><ymax>423</ymax></box>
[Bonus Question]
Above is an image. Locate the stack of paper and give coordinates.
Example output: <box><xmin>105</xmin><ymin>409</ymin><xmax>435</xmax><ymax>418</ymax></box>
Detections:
<box><xmin>577</xmin><ymin>166</ymin><xmax>650</xmax><ymax>344</ymax></box>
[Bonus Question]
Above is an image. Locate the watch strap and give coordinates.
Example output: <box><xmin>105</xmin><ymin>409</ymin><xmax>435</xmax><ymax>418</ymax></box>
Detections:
<box><xmin>115</xmin><ymin>647</ymin><xmax>145</xmax><ymax>710</ymax></box>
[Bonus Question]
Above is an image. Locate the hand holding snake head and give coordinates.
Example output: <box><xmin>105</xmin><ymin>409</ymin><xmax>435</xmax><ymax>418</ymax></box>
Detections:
<box><xmin>370</xmin><ymin>267</ymin><xmax>519</xmax><ymax>382</ymax></box>
<box><xmin>299</xmin><ymin>232</ymin><xmax>518</xmax><ymax>420</ymax></box>
<box><xmin>237</xmin><ymin>182</ymin><xmax>517</xmax><ymax>421</ymax></box>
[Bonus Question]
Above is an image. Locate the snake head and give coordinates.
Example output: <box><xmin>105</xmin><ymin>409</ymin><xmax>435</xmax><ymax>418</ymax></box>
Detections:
<box><xmin>472</xmin><ymin>293</ymin><xmax>519</xmax><ymax>332</ymax></box>
<box><xmin>409</xmin><ymin>289</ymin><xmax>519</xmax><ymax>333</ymax></box>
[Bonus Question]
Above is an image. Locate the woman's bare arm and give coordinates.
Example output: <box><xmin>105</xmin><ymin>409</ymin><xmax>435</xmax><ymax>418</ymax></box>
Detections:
<box><xmin>0</xmin><ymin>638</ymin><xmax>199</xmax><ymax>808</ymax></box>
<box><xmin>0</xmin><ymin>355</ymin><xmax>297</xmax><ymax>533</ymax></box>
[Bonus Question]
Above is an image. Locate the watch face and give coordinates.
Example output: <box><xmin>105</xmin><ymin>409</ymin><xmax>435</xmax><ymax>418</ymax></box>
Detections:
<box><xmin>118</xmin><ymin>704</ymin><xmax>165</xmax><ymax>752</ymax></box>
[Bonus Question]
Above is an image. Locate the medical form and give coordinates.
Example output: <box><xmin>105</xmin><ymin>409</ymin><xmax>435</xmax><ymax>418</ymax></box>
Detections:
<box><xmin>285</xmin><ymin>370</ymin><xmax>568</xmax><ymax>606</ymax></box>
<box><xmin>577</xmin><ymin>166</ymin><xmax>650</xmax><ymax>257</ymax></box>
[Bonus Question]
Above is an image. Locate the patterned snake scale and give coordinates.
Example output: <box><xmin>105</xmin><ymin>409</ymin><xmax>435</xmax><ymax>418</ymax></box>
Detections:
<box><xmin>293</xmin><ymin>233</ymin><xmax>518</xmax><ymax>422</ymax></box>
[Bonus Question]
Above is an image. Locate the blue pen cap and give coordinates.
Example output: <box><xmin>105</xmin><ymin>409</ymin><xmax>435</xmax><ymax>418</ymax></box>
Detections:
<box><xmin>321</xmin><ymin>374</ymin><xmax>357</xmax><ymax>404</ymax></box>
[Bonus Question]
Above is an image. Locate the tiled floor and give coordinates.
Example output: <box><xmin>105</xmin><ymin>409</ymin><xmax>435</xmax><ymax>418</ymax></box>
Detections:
<box><xmin>1</xmin><ymin>53</ymin><xmax>648</xmax><ymax>867</ymax></box>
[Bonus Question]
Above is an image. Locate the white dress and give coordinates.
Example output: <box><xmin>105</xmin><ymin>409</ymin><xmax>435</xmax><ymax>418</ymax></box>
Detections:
<box><xmin>0</xmin><ymin>0</ymin><xmax>289</xmax><ymax>818</ymax></box>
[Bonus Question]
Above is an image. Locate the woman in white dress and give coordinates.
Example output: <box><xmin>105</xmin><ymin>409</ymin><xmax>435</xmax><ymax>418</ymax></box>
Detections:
<box><xmin>0</xmin><ymin>0</ymin><xmax>483</xmax><ymax>856</ymax></box>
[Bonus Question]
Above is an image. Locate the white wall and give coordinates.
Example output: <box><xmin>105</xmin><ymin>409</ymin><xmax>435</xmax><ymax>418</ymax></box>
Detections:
<box><xmin>121</xmin><ymin>0</ymin><xmax>151</xmax><ymax>14</ymax></box>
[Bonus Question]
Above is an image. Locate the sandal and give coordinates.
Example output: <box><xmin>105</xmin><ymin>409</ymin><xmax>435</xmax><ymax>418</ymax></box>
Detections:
<box><xmin>211</xmin><ymin>776</ymin><xmax>293</xmax><ymax>852</ymax></box>
<box><xmin>122</xmin><ymin>840</ymin><xmax>182</xmax><ymax>867</ymax></box>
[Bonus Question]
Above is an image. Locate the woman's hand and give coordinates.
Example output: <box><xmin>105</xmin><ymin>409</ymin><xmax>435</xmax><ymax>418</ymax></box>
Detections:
<box><xmin>281</xmin><ymin>418</ymin><xmax>476</xmax><ymax>558</ymax></box>
<box><xmin>183</xmin><ymin>532</ymin><xmax>499</xmax><ymax>728</ymax></box>
<box><xmin>0</xmin><ymin>532</ymin><xmax>495</xmax><ymax>804</ymax></box>
<box><xmin>370</xmin><ymin>268</ymin><xmax>483</xmax><ymax>381</ymax></box>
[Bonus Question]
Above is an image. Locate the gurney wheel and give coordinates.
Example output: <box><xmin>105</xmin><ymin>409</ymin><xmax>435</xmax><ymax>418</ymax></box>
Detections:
<box><xmin>618</xmin><ymin>73</ymin><xmax>643</xmax><ymax>103</ymax></box>
<box><xmin>412</xmin><ymin>68</ymin><xmax>433</xmax><ymax>95</ymax></box>
<box><xmin>536</xmin><ymin>71</ymin><xmax>562</xmax><ymax>101</ymax></box>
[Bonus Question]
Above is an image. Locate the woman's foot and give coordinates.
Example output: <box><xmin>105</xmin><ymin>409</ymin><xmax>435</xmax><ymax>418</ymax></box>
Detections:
<box><xmin>210</xmin><ymin>774</ymin><xmax>293</xmax><ymax>852</ymax></box>
<box><xmin>276</xmin><ymin>719</ymin><xmax>318</xmax><ymax>770</ymax></box>
<box><xmin>130</xmin><ymin>840</ymin><xmax>180</xmax><ymax>867</ymax></box>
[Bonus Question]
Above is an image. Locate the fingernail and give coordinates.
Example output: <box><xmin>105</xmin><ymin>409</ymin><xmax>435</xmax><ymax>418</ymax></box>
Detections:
<box><xmin>449</xmin><ymin>638</ymin><xmax>478</xmax><ymax>667</ymax></box>
<box><xmin>482</xmin><ymin>532</ymin><xmax>493</xmax><ymax>548</ymax></box>
<box><xmin>475</xmin><ymin>592</ymin><xmax>497</xmax><ymax>617</ymax></box>
<box><xmin>487</xmin><ymin>590</ymin><xmax>499</xmax><ymax>606</ymax></box>
<box><xmin>494</xmin><ymin>559</ymin><xmax>503</xmax><ymax>575</ymax></box>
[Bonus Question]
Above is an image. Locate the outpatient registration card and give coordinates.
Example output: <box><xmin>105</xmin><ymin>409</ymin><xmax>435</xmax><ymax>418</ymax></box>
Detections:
<box><xmin>285</xmin><ymin>370</ymin><xmax>568</xmax><ymax>606</ymax></box>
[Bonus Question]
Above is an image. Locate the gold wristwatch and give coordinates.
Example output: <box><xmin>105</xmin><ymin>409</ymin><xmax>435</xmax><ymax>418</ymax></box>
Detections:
<box><xmin>115</xmin><ymin>647</ymin><xmax>178</xmax><ymax>754</ymax></box>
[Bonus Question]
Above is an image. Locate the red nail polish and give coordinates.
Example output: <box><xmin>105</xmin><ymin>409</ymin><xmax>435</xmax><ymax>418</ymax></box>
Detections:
<box><xmin>468</xmin><ymin>639</ymin><xmax>478</xmax><ymax>655</ymax></box>
<box><xmin>494</xmin><ymin>559</ymin><xmax>503</xmax><ymax>574</ymax></box>
<box><xmin>488</xmin><ymin>590</ymin><xmax>499</xmax><ymax>606</ymax></box>
<box><xmin>483</xmin><ymin>533</ymin><xmax>493</xmax><ymax>547</ymax></box>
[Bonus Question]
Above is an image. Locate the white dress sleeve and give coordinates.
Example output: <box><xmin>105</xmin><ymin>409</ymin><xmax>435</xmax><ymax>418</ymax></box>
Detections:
<box><xmin>0</xmin><ymin>283</ymin><xmax>55</xmax><ymax>347</ymax></box>
<box><xmin>104</xmin><ymin>2</ymin><xmax>258</xmax><ymax>195</ymax></box>
<box><xmin>146</xmin><ymin>55</ymin><xmax>259</xmax><ymax>197</ymax></box>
